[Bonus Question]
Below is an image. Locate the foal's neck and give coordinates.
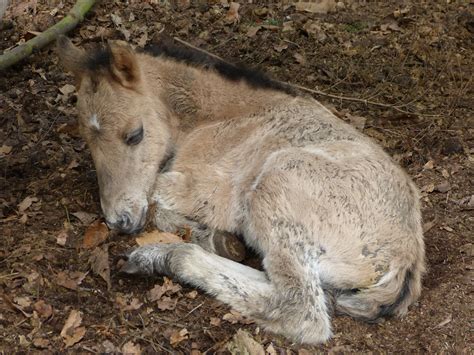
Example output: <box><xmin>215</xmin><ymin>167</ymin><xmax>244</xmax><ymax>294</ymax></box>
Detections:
<box><xmin>141</xmin><ymin>54</ymin><xmax>290</xmax><ymax>133</ymax></box>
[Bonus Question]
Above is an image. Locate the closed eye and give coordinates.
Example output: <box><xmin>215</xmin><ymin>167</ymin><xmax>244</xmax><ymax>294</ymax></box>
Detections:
<box><xmin>125</xmin><ymin>126</ymin><xmax>144</xmax><ymax>146</ymax></box>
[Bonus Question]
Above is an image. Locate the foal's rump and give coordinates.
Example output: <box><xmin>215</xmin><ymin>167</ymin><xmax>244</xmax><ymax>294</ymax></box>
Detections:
<box><xmin>245</xmin><ymin>139</ymin><xmax>424</xmax><ymax>320</ymax></box>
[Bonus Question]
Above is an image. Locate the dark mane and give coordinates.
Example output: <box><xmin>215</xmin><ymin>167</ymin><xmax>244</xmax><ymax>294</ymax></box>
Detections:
<box><xmin>143</xmin><ymin>41</ymin><xmax>296</xmax><ymax>95</ymax></box>
<box><xmin>84</xmin><ymin>40</ymin><xmax>296</xmax><ymax>95</ymax></box>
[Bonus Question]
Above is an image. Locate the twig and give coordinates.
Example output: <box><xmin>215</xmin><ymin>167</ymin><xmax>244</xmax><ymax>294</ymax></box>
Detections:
<box><xmin>0</xmin><ymin>0</ymin><xmax>96</xmax><ymax>70</ymax></box>
<box><xmin>173</xmin><ymin>36</ymin><xmax>438</xmax><ymax>117</ymax></box>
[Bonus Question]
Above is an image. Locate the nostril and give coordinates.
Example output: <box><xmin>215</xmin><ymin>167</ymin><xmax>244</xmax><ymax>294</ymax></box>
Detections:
<box><xmin>120</xmin><ymin>212</ymin><xmax>132</xmax><ymax>229</ymax></box>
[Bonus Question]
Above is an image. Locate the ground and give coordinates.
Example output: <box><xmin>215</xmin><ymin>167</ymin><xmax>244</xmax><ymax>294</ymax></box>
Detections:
<box><xmin>0</xmin><ymin>0</ymin><xmax>473</xmax><ymax>353</ymax></box>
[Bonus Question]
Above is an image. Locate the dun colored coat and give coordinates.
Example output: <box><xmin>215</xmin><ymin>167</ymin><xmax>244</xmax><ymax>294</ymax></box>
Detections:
<box><xmin>57</xmin><ymin>36</ymin><xmax>425</xmax><ymax>344</ymax></box>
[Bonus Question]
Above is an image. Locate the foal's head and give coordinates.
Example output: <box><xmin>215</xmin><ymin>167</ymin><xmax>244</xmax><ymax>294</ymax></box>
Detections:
<box><xmin>57</xmin><ymin>37</ymin><xmax>171</xmax><ymax>233</ymax></box>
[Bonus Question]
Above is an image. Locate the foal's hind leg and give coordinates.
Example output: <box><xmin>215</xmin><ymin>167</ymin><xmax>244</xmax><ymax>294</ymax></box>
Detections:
<box><xmin>122</xmin><ymin>241</ymin><xmax>331</xmax><ymax>344</ymax></box>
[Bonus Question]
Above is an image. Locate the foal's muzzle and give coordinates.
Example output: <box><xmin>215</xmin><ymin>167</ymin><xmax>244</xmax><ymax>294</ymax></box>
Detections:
<box><xmin>107</xmin><ymin>208</ymin><xmax>147</xmax><ymax>234</ymax></box>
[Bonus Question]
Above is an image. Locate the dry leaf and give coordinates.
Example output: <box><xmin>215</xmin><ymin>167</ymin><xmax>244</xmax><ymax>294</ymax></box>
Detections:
<box><xmin>61</xmin><ymin>310</ymin><xmax>86</xmax><ymax>347</ymax></box>
<box><xmin>423</xmin><ymin>160</ymin><xmax>434</xmax><ymax>170</ymax></box>
<box><xmin>33</xmin><ymin>300</ymin><xmax>53</xmax><ymax>318</ymax></box>
<box><xmin>59</xmin><ymin>84</ymin><xmax>75</xmax><ymax>96</ymax></box>
<box><xmin>72</xmin><ymin>211</ymin><xmax>98</xmax><ymax>225</ymax></box>
<box><xmin>32</xmin><ymin>337</ymin><xmax>49</xmax><ymax>349</ymax></box>
<box><xmin>18</xmin><ymin>196</ymin><xmax>38</xmax><ymax>213</ymax></box>
<box><xmin>282</xmin><ymin>21</ymin><xmax>295</xmax><ymax>32</ymax></box>
<box><xmin>170</xmin><ymin>328</ymin><xmax>189</xmax><ymax>347</ymax></box>
<box><xmin>344</xmin><ymin>113</ymin><xmax>367</xmax><ymax>130</ymax></box>
<box><xmin>148</xmin><ymin>277</ymin><xmax>182</xmax><ymax>302</ymax></box>
<box><xmin>273</xmin><ymin>43</ymin><xmax>288</xmax><ymax>53</ymax></box>
<box><xmin>246</xmin><ymin>26</ymin><xmax>261</xmax><ymax>37</ymax></box>
<box><xmin>82</xmin><ymin>220</ymin><xmax>109</xmax><ymax>249</ymax></box>
<box><xmin>122</xmin><ymin>341</ymin><xmax>142</xmax><ymax>355</ymax></box>
<box><xmin>210</xmin><ymin>317</ymin><xmax>221</xmax><ymax>326</ymax></box>
<box><xmin>185</xmin><ymin>290</ymin><xmax>198</xmax><ymax>299</ymax></box>
<box><xmin>55</xmin><ymin>271</ymin><xmax>87</xmax><ymax>290</ymax></box>
<box><xmin>434</xmin><ymin>181</ymin><xmax>451</xmax><ymax>193</ymax></box>
<box><xmin>224</xmin><ymin>2</ymin><xmax>240</xmax><ymax>24</ymax></box>
<box><xmin>266</xmin><ymin>343</ymin><xmax>277</xmax><ymax>355</ymax></box>
<box><xmin>116</xmin><ymin>295</ymin><xmax>143</xmax><ymax>311</ymax></box>
<box><xmin>89</xmin><ymin>246</ymin><xmax>111</xmax><ymax>290</ymax></box>
<box><xmin>14</xmin><ymin>296</ymin><xmax>31</xmax><ymax>308</ymax></box>
<box><xmin>157</xmin><ymin>296</ymin><xmax>178</xmax><ymax>311</ymax></box>
<box><xmin>56</xmin><ymin>230</ymin><xmax>68</xmax><ymax>246</ymax></box>
<box><xmin>223</xmin><ymin>310</ymin><xmax>254</xmax><ymax>324</ymax></box>
<box><xmin>421</xmin><ymin>183</ymin><xmax>435</xmax><ymax>193</ymax></box>
<box><xmin>293</xmin><ymin>53</ymin><xmax>307</xmax><ymax>66</ymax></box>
<box><xmin>136</xmin><ymin>231</ymin><xmax>183</xmax><ymax>246</ymax></box>
<box><xmin>435</xmin><ymin>314</ymin><xmax>452</xmax><ymax>328</ymax></box>
<box><xmin>226</xmin><ymin>329</ymin><xmax>265</xmax><ymax>355</ymax></box>
<box><xmin>295</xmin><ymin>0</ymin><xmax>336</xmax><ymax>14</ymax></box>
<box><xmin>0</xmin><ymin>144</ymin><xmax>12</xmax><ymax>156</ymax></box>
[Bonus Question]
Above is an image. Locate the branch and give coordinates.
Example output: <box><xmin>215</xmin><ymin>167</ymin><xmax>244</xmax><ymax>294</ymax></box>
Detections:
<box><xmin>173</xmin><ymin>37</ymin><xmax>436</xmax><ymax>117</ymax></box>
<box><xmin>0</xmin><ymin>0</ymin><xmax>96</xmax><ymax>71</ymax></box>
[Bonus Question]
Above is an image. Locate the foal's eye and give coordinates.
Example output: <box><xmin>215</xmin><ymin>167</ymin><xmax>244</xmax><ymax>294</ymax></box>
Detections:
<box><xmin>125</xmin><ymin>126</ymin><xmax>144</xmax><ymax>146</ymax></box>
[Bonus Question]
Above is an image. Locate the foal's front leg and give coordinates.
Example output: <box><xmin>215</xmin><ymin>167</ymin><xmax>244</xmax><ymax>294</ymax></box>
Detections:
<box><xmin>151</xmin><ymin>172</ymin><xmax>246</xmax><ymax>261</ymax></box>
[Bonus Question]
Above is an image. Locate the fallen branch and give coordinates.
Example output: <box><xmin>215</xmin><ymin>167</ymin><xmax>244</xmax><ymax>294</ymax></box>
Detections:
<box><xmin>0</xmin><ymin>0</ymin><xmax>96</xmax><ymax>71</ymax></box>
<box><xmin>173</xmin><ymin>37</ymin><xmax>434</xmax><ymax>117</ymax></box>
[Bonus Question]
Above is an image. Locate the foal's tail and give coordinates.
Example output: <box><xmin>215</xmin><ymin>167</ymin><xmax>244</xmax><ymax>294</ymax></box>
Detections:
<box><xmin>335</xmin><ymin>259</ymin><xmax>425</xmax><ymax>321</ymax></box>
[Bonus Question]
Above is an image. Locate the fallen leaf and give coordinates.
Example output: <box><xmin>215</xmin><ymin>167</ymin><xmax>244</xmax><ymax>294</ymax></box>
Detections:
<box><xmin>210</xmin><ymin>317</ymin><xmax>221</xmax><ymax>326</ymax></box>
<box><xmin>434</xmin><ymin>181</ymin><xmax>451</xmax><ymax>193</ymax></box>
<box><xmin>122</xmin><ymin>341</ymin><xmax>142</xmax><ymax>355</ymax></box>
<box><xmin>60</xmin><ymin>310</ymin><xmax>86</xmax><ymax>347</ymax></box>
<box><xmin>33</xmin><ymin>300</ymin><xmax>53</xmax><ymax>318</ymax></box>
<box><xmin>59</xmin><ymin>84</ymin><xmax>75</xmax><ymax>96</ymax></box>
<box><xmin>116</xmin><ymin>295</ymin><xmax>143</xmax><ymax>311</ymax></box>
<box><xmin>223</xmin><ymin>310</ymin><xmax>254</xmax><ymax>325</ymax></box>
<box><xmin>344</xmin><ymin>113</ymin><xmax>367</xmax><ymax>130</ymax></box>
<box><xmin>422</xmin><ymin>220</ymin><xmax>436</xmax><ymax>233</ymax></box>
<box><xmin>157</xmin><ymin>296</ymin><xmax>178</xmax><ymax>311</ymax></box>
<box><xmin>82</xmin><ymin>220</ymin><xmax>109</xmax><ymax>249</ymax></box>
<box><xmin>435</xmin><ymin>314</ymin><xmax>452</xmax><ymax>328</ymax></box>
<box><xmin>14</xmin><ymin>296</ymin><xmax>31</xmax><ymax>308</ymax></box>
<box><xmin>89</xmin><ymin>246</ymin><xmax>111</xmax><ymax>290</ymax></box>
<box><xmin>56</xmin><ymin>229</ymin><xmax>69</xmax><ymax>246</ymax></box>
<box><xmin>136</xmin><ymin>231</ymin><xmax>183</xmax><ymax>246</ymax></box>
<box><xmin>19</xmin><ymin>214</ymin><xmax>28</xmax><ymax>224</ymax></box>
<box><xmin>273</xmin><ymin>43</ymin><xmax>288</xmax><ymax>53</ymax></box>
<box><xmin>421</xmin><ymin>183</ymin><xmax>435</xmax><ymax>193</ymax></box>
<box><xmin>224</xmin><ymin>2</ymin><xmax>240</xmax><ymax>24</ymax></box>
<box><xmin>19</xmin><ymin>335</ymin><xmax>30</xmax><ymax>347</ymax></box>
<box><xmin>55</xmin><ymin>271</ymin><xmax>87</xmax><ymax>290</ymax></box>
<box><xmin>169</xmin><ymin>328</ymin><xmax>189</xmax><ymax>347</ymax></box>
<box><xmin>148</xmin><ymin>277</ymin><xmax>182</xmax><ymax>302</ymax></box>
<box><xmin>423</xmin><ymin>160</ymin><xmax>434</xmax><ymax>170</ymax></box>
<box><xmin>226</xmin><ymin>329</ymin><xmax>264</xmax><ymax>355</ymax></box>
<box><xmin>246</xmin><ymin>26</ymin><xmax>261</xmax><ymax>37</ymax></box>
<box><xmin>293</xmin><ymin>53</ymin><xmax>307</xmax><ymax>66</ymax></box>
<box><xmin>295</xmin><ymin>0</ymin><xmax>336</xmax><ymax>14</ymax></box>
<box><xmin>72</xmin><ymin>211</ymin><xmax>98</xmax><ymax>226</ymax></box>
<box><xmin>0</xmin><ymin>144</ymin><xmax>12</xmax><ymax>156</ymax></box>
<box><xmin>185</xmin><ymin>290</ymin><xmax>198</xmax><ymax>299</ymax></box>
<box><xmin>282</xmin><ymin>21</ymin><xmax>295</xmax><ymax>32</ymax></box>
<box><xmin>266</xmin><ymin>343</ymin><xmax>277</xmax><ymax>355</ymax></box>
<box><xmin>18</xmin><ymin>196</ymin><xmax>38</xmax><ymax>213</ymax></box>
<box><xmin>32</xmin><ymin>337</ymin><xmax>50</xmax><ymax>349</ymax></box>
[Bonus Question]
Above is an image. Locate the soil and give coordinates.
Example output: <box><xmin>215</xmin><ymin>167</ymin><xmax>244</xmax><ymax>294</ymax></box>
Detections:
<box><xmin>0</xmin><ymin>1</ymin><xmax>473</xmax><ymax>353</ymax></box>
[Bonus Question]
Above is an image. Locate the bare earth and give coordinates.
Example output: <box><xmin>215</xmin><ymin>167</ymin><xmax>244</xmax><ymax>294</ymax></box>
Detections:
<box><xmin>0</xmin><ymin>1</ymin><xmax>472</xmax><ymax>353</ymax></box>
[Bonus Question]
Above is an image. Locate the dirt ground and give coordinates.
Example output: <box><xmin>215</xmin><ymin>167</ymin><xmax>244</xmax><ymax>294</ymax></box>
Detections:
<box><xmin>1</xmin><ymin>1</ymin><xmax>473</xmax><ymax>353</ymax></box>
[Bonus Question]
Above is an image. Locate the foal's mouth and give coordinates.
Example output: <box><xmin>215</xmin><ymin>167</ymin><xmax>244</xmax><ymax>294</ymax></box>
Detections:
<box><xmin>106</xmin><ymin>206</ymin><xmax>148</xmax><ymax>235</ymax></box>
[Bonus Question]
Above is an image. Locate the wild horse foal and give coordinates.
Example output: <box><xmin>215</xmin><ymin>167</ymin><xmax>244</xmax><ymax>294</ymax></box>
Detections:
<box><xmin>57</xmin><ymin>37</ymin><xmax>425</xmax><ymax>344</ymax></box>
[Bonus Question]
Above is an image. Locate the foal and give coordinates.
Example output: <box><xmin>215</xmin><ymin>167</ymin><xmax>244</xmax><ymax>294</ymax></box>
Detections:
<box><xmin>57</xmin><ymin>37</ymin><xmax>425</xmax><ymax>344</ymax></box>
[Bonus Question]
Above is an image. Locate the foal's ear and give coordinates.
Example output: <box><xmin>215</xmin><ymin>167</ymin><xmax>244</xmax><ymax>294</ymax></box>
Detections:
<box><xmin>109</xmin><ymin>43</ymin><xmax>140</xmax><ymax>89</ymax></box>
<box><xmin>56</xmin><ymin>36</ymin><xmax>86</xmax><ymax>77</ymax></box>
